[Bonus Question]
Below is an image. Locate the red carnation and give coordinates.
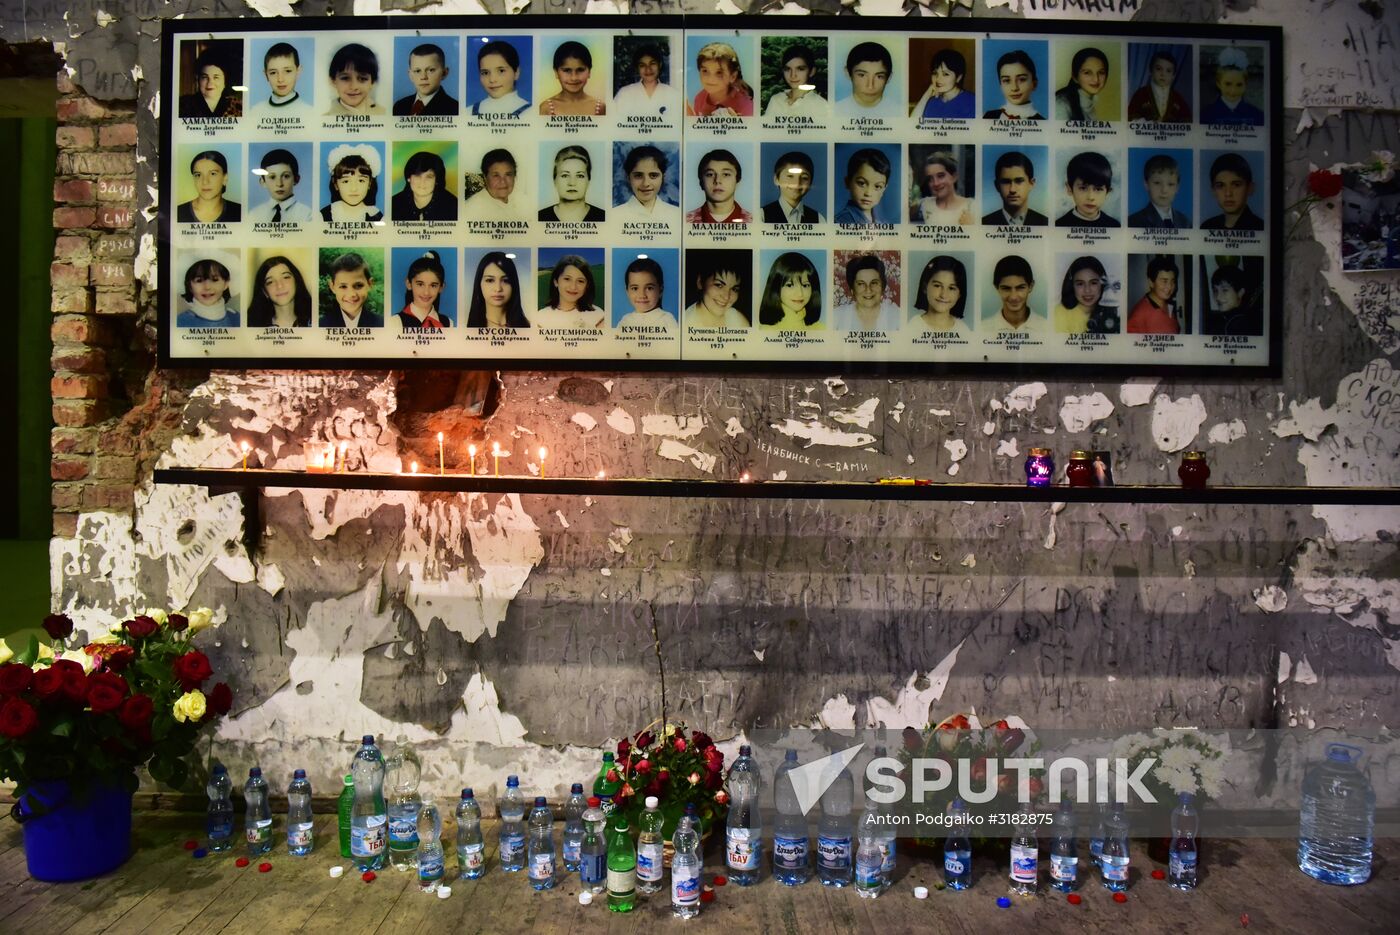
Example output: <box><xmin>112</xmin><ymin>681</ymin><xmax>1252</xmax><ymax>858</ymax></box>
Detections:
<box><xmin>86</xmin><ymin>672</ymin><xmax>129</xmax><ymax>715</ymax></box>
<box><xmin>0</xmin><ymin>662</ymin><xmax>33</xmax><ymax>696</ymax></box>
<box><xmin>167</xmin><ymin>613</ymin><xmax>189</xmax><ymax>633</ymax></box>
<box><xmin>1307</xmin><ymin>169</ymin><xmax>1343</xmax><ymax>199</ymax></box>
<box><xmin>42</xmin><ymin>613</ymin><xmax>74</xmax><ymax>640</ymax></box>
<box><xmin>171</xmin><ymin>651</ymin><xmax>213</xmax><ymax>691</ymax></box>
<box><xmin>691</xmin><ymin>730</ymin><xmax>713</xmax><ymax>750</ymax></box>
<box><xmin>118</xmin><ymin>693</ymin><xmax>154</xmax><ymax>731</ymax></box>
<box><xmin>0</xmin><ymin>696</ymin><xmax>39</xmax><ymax>739</ymax></box>
<box><xmin>617</xmin><ymin>738</ymin><xmax>631</xmax><ymax>759</ymax></box>
<box><xmin>207</xmin><ymin>682</ymin><xmax>233</xmax><ymax>716</ymax></box>
<box><xmin>124</xmin><ymin>615</ymin><xmax>159</xmax><ymax>639</ymax></box>
<box><xmin>49</xmin><ymin>659</ymin><xmax>88</xmax><ymax>704</ymax></box>
<box><xmin>634</xmin><ymin>730</ymin><xmax>654</xmax><ymax>749</ymax></box>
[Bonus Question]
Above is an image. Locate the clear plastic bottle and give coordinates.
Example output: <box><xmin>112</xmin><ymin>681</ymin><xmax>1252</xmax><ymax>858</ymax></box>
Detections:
<box><xmin>726</xmin><ymin>744</ymin><xmax>763</xmax><ymax>885</ymax></box>
<box><xmin>337</xmin><ymin>774</ymin><xmax>354</xmax><ymax>859</ymax></box>
<box><xmin>1090</xmin><ymin>799</ymin><xmax>1108</xmax><ymax>868</ymax></box>
<box><xmin>417</xmin><ymin>799</ymin><xmax>445</xmax><ymax>890</ymax></box>
<box><xmin>498</xmin><ymin>775</ymin><xmax>526</xmax><ymax>872</ymax></box>
<box><xmin>1049</xmin><ymin>798</ymin><xmax>1078</xmax><ymax>892</ymax></box>
<box><xmin>579</xmin><ymin>796</ymin><xmax>607</xmax><ymax>894</ymax></box>
<box><xmin>671</xmin><ymin>816</ymin><xmax>702</xmax><ymax>919</ymax></box>
<box><xmin>562</xmin><ymin>782</ymin><xmax>588</xmax><ymax>872</ymax></box>
<box><xmin>1299</xmin><ymin>743</ymin><xmax>1374</xmax><ymax>885</ymax></box>
<box><xmin>816</xmin><ymin>756</ymin><xmax>853</xmax><ymax>887</ymax></box>
<box><xmin>350</xmin><ymin>734</ymin><xmax>388</xmax><ymax>871</ymax></box>
<box><xmin>944</xmin><ymin>798</ymin><xmax>971</xmax><ymax>890</ymax></box>
<box><xmin>636</xmin><ymin>795</ymin><xmax>666</xmax><ymax>894</ymax></box>
<box><xmin>455</xmin><ymin>788</ymin><xmax>485</xmax><ymax>879</ymax></box>
<box><xmin>286</xmin><ymin>769</ymin><xmax>314</xmax><ymax>857</ymax></box>
<box><xmin>1009</xmin><ymin>801</ymin><xmax>1039</xmax><ymax>895</ymax></box>
<box><xmin>385</xmin><ymin>745</ymin><xmax>422</xmax><ymax>871</ymax></box>
<box><xmin>854</xmin><ymin>826</ymin><xmax>883</xmax><ymax>899</ymax></box>
<box><xmin>1100</xmin><ymin>802</ymin><xmax>1130</xmax><ymax>892</ymax></box>
<box><xmin>606</xmin><ymin>814</ymin><xmax>637</xmax><ymax>912</ymax></box>
<box><xmin>1169</xmin><ymin>792</ymin><xmax>1198</xmax><ymax>890</ymax></box>
<box><xmin>244</xmin><ymin>767</ymin><xmax>272</xmax><ymax>857</ymax></box>
<box><xmin>772</xmin><ymin>750</ymin><xmax>811</xmax><ymax>886</ymax></box>
<box><xmin>869</xmin><ymin>745</ymin><xmax>897</xmax><ymax>888</ymax></box>
<box><xmin>206</xmin><ymin>764</ymin><xmax>234</xmax><ymax>853</ymax></box>
<box><xmin>527</xmin><ymin>796</ymin><xmax>556</xmax><ymax>890</ymax></box>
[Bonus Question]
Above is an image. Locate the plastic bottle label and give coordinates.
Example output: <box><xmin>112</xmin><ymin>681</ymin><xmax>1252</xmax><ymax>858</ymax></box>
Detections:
<box><xmin>880</xmin><ymin>840</ymin><xmax>896</xmax><ymax>874</ymax></box>
<box><xmin>945</xmin><ymin>853</ymin><xmax>967</xmax><ymax>877</ymax></box>
<box><xmin>726</xmin><ymin>827</ymin><xmax>760</xmax><ymax>870</ymax></box>
<box><xmin>563</xmin><ymin>838</ymin><xmax>582</xmax><ymax>863</ymax></box>
<box><xmin>1102</xmin><ymin>854</ymin><xmax>1129</xmax><ymax>881</ymax></box>
<box><xmin>351</xmin><ymin>818</ymin><xmax>386</xmax><ymax>857</ymax></box>
<box><xmin>388</xmin><ymin>816</ymin><xmax>418</xmax><ymax>848</ymax></box>
<box><xmin>1170</xmin><ymin>851</ymin><xmax>1196</xmax><ymax>877</ymax></box>
<box><xmin>529</xmin><ymin>853</ymin><xmax>555</xmax><ymax>880</ymax></box>
<box><xmin>499</xmin><ymin>832</ymin><xmax>524</xmax><ymax>864</ymax></box>
<box><xmin>607</xmin><ymin>867</ymin><xmax>636</xmax><ymax>897</ymax></box>
<box><xmin>1051</xmin><ymin>853</ymin><xmax>1077</xmax><ymax>882</ymax></box>
<box><xmin>817</xmin><ymin>835</ymin><xmax>851</xmax><ymax>870</ymax></box>
<box><xmin>459</xmin><ymin>843</ymin><xmax>484</xmax><ymax>870</ymax></box>
<box><xmin>856</xmin><ymin>857</ymin><xmax>882</xmax><ymax>888</ymax></box>
<box><xmin>581</xmin><ymin>853</ymin><xmax>606</xmax><ymax>884</ymax></box>
<box><xmin>774</xmin><ymin>836</ymin><xmax>808</xmax><ymax>869</ymax></box>
<box><xmin>288</xmin><ymin>823</ymin><xmax>314</xmax><ymax>847</ymax></box>
<box><xmin>598</xmin><ymin>795</ymin><xmax>615</xmax><ymax>817</ymax></box>
<box><xmin>208</xmin><ymin>820</ymin><xmax>233</xmax><ymax>839</ymax></box>
<box><xmin>672</xmin><ymin>867</ymin><xmax>700</xmax><ymax>906</ymax></box>
<box><xmin>419</xmin><ymin>854</ymin><xmax>444</xmax><ymax>882</ymax></box>
<box><xmin>1010</xmin><ymin>844</ymin><xmax>1038</xmax><ymax>883</ymax></box>
<box><xmin>638</xmin><ymin>842</ymin><xmax>665</xmax><ymax>881</ymax></box>
<box><xmin>247</xmin><ymin>822</ymin><xmax>271</xmax><ymax>845</ymax></box>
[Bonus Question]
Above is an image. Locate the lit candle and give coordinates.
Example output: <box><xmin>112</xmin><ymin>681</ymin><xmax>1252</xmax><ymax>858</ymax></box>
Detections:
<box><xmin>338</xmin><ymin>441</ymin><xmax>348</xmax><ymax>472</ymax></box>
<box><xmin>492</xmin><ymin>442</ymin><xmax>501</xmax><ymax>477</ymax></box>
<box><xmin>410</xmin><ymin>461</ymin><xmax>419</xmax><ymax>475</ymax></box>
<box><xmin>740</xmin><ymin>471</ymin><xmax>751</xmax><ymax>483</ymax></box>
<box><xmin>240</xmin><ymin>441</ymin><xmax>250</xmax><ymax>471</ymax></box>
<box><xmin>468</xmin><ymin>444</ymin><xmax>477</xmax><ymax>475</ymax></box>
<box><xmin>597</xmin><ymin>469</ymin><xmax>606</xmax><ymax>480</ymax></box>
<box><xmin>538</xmin><ymin>446</ymin><xmax>547</xmax><ymax>478</ymax></box>
<box><xmin>437</xmin><ymin>432</ymin><xmax>445</xmax><ymax>475</ymax></box>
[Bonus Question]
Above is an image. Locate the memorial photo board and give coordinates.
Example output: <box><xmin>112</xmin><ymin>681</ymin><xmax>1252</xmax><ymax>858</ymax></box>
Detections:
<box><xmin>160</xmin><ymin>15</ymin><xmax>1283</xmax><ymax>375</ymax></box>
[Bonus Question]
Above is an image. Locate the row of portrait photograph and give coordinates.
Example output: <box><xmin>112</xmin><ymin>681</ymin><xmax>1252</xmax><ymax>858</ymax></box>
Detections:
<box><xmin>176</xmin><ymin>31</ymin><xmax>1268</xmax><ymax>129</ymax></box>
<box><xmin>170</xmin><ymin>245</ymin><xmax>1267</xmax><ymax>341</ymax></box>
<box><xmin>169</xmin><ymin>138</ymin><xmax>1269</xmax><ymax>233</ymax></box>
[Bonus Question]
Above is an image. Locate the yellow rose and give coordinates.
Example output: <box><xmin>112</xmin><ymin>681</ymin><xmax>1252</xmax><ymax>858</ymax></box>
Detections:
<box><xmin>88</xmin><ymin>630</ymin><xmax>121</xmax><ymax>645</ymax></box>
<box><xmin>173</xmin><ymin>690</ymin><xmax>208</xmax><ymax>723</ymax></box>
<box><xmin>186</xmin><ymin>607</ymin><xmax>216</xmax><ymax>634</ymax></box>
<box><xmin>144</xmin><ymin>609</ymin><xmax>168</xmax><ymax>626</ymax></box>
<box><xmin>0</xmin><ymin>637</ymin><xmax>12</xmax><ymax>665</ymax></box>
<box><xmin>36</xmin><ymin>642</ymin><xmax>55</xmax><ymax>661</ymax></box>
<box><xmin>58</xmin><ymin>649</ymin><xmax>96</xmax><ymax>674</ymax></box>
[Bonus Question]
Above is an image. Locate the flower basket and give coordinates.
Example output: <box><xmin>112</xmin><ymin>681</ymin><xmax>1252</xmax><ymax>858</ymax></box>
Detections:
<box><xmin>608</xmin><ymin>719</ymin><xmax>729</xmax><ymax>856</ymax></box>
<box><xmin>0</xmin><ymin>609</ymin><xmax>234</xmax><ymax>881</ymax></box>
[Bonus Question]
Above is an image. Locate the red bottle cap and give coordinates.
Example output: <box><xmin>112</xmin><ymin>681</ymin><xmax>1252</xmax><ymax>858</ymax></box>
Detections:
<box><xmin>258</xmin><ymin>862</ymin><xmax>272</xmax><ymax>873</ymax></box>
<box><xmin>1151</xmin><ymin>869</ymin><xmax>1166</xmax><ymax>880</ymax></box>
<box><xmin>1113</xmin><ymin>891</ymin><xmax>1127</xmax><ymax>903</ymax></box>
<box><xmin>1067</xmin><ymin>893</ymin><xmax>1082</xmax><ymax>905</ymax></box>
<box><xmin>235</xmin><ymin>857</ymin><xmax>250</xmax><ymax>868</ymax></box>
<box><xmin>362</xmin><ymin>870</ymin><xmax>377</xmax><ymax>883</ymax></box>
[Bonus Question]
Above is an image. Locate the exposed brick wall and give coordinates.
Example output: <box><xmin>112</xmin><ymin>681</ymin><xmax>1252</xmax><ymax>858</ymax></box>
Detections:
<box><xmin>48</xmin><ymin>71</ymin><xmax>199</xmax><ymax>538</ymax></box>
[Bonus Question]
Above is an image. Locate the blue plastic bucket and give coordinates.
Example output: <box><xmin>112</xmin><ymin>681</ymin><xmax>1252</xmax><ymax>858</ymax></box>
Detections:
<box><xmin>17</xmin><ymin>777</ymin><xmax>133</xmax><ymax>881</ymax></box>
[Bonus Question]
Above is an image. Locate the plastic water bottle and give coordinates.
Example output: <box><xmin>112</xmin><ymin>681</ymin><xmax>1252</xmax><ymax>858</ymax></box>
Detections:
<box><xmin>772</xmin><ymin>750</ymin><xmax>810</xmax><ymax>885</ymax></box>
<box><xmin>1049</xmin><ymin>798</ymin><xmax>1078</xmax><ymax>892</ymax></box>
<box><xmin>671</xmin><ymin>816</ymin><xmax>702</xmax><ymax>918</ymax></box>
<box><xmin>606</xmin><ymin>813</ymin><xmax>637</xmax><ymax>912</ymax></box>
<box><xmin>1299</xmin><ymin>743</ymin><xmax>1374</xmax><ymax>885</ymax></box>
<box><xmin>386</xmin><ymin>745</ymin><xmax>422</xmax><ymax>871</ymax></box>
<box><xmin>206</xmin><ymin>764</ymin><xmax>234</xmax><ymax>853</ymax></box>
<box><xmin>337</xmin><ymin>774</ymin><xmax>354</xmax><ymax>858</ymax></box>
<box><xmin>498</xmin><ymin>775</ymin><xmax>526</xmax><ymax>872</ymax></box>
<box><xmin>593</xmin><ymin>752</ymin><xmax>621</xmax><ymax>817</ymax></box>
<box><xmin>944</xmin><ymin>798</ymin><xmax>971</xmax><ymax>890</ymax></box>
<box><xmin>726</xmin><ymin>744</ymin><xmax>762</xmax><ymax>885</ymax></box>
<box><xmin>1009</xmin><ymin>802</ymin><xmax>1039</xmax><ymax>895</ymax></box>
<box><xmin>869</xmin><ymin>746</ymin><xmax>897</xmax><ymax>887</ymax></box>
<box><xmin>1169</xmin><ymin>792</ymin><xmax>1198</xmax><ymax>890</ymax></box>
<box><xmin>244</xmin><ymin>767</ymin><xmax>272</xmax><ymax>857</ymax></box>
<box><xmin>816</xmin><ymin>756</ymin><xmax>853</xmax><ymax>887</ymax></box>
<box><xmin>562</xmin><ymin>783</ymin><xmax>587</xmax><ymax>872</ymax></box>
<box><xmin>286</xmin><ymin>769</ymin><xmax>313</xmax><ymax>856</ymax></box>
<box><xmin>1090</xmin><ymin>800</ymin><xmax>1107</xmax><ymax>868</ymax></box>
<box><xmin>579</xmin><ymin>796</ymin><xmax>607</xmax><ymax>894</ymax></box>
<box><xmin>350</xmin><ymin>734</ymin><xmax>388</xmax><ymax>871</ymax></box>
<box><xmin>455</xmin><ymin>788</ymin><xmax>485</xmax><ymax>879</ymax></box>
<box><xmin>417</xmin><ymin>799</ymin><xmax>444</xmax><ymax>889</ymax></box>
<box><xmin>1100</xmin><ymin>802</ymin><xmax>1130</xmax><ymax>892</ymax></box>
<box><xmin>854</xmin><ymin>826</ymin><xmax>883</xmax><ymax>898</ymax></box>
<box><xmin>636</xmin><ymin>796</ymin><xmax>666</xmax><ymax>894</ymax></box>
<box><xmin>527</xmin><ymin>796</ymin><xmax>556</xmax><ymax>890</ymax></box>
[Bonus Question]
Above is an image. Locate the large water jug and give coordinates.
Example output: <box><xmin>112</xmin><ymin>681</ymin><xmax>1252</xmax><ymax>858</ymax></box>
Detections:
<box><xmin>1299</xmin><ymin>743</ymin><xmax>1374</xmax><ymax>885</ymax></box>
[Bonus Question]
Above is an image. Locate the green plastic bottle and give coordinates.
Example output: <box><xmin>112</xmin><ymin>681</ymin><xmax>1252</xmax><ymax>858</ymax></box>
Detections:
<box><xmin>606</xmin><ymin>815</ymin><xmax>637</xmax><ymax>912</ymax></box>
<box><xmin>338</xmin><ymin>774</ymin><xmax>355</xmax><ymax>858</ymax></box>
<box><xmin>593</xmin><ymin>752</ymin><xmax>622</xmax><ymax>817</ymax></box>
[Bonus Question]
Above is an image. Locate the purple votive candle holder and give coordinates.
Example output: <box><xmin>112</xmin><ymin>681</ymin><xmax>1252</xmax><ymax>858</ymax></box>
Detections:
<box><xmin>1025</xmin><ymin>448</ymin><xmax>1055</xmax><ymax>487</ymax></box>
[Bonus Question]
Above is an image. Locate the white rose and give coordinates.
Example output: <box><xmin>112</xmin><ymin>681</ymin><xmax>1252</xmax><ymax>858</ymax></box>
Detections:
<box><xmin>58</xmin><ymin>648</ymin><xmax>96</xmax><ymax>674</ymax></box>
<box><xmin>186</xmin><ymin>607</ymin><xmax>216</xmax><ymax>633</ymax></box>
<box><xmin>0</xmin><ymin>637</ymin><xmax>12</xmax><ymax>665</ymax></box>
<box><xmin>144</xmin><ymin>608</ymin><xmax>168</xmax><ymax>626</ymax></box>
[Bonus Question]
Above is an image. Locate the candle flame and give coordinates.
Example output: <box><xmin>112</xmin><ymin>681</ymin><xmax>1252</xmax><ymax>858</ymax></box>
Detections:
<box><xmin>468</xmin><ymin>444</ymin><xmax>477</xmax><ymax>457</ymax></box>
<box><xmin>437</xmin><ymin>432</ymin><xmax>443</xmax><ymax>442</ymax></box>
<box><xmin>539</xmin><ymin>446</ymin><xmax>547</xmax><ymax>460</ymax></box>
<box><xmin>492</xmin><ymin>442</ymin><xmax>501</xmax><ymax>455</ymax></box>
<box><xmin>240</xmin><ymin>441</ymin><xmax>250</xmax><ymax>452</ymax></box>
<box><xmin>410</xmin><ymin>461</ymin><xmax>418</xmax><ymax>474</ymax></box>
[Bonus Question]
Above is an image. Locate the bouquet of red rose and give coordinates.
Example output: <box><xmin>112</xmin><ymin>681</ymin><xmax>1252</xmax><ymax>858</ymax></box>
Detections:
<box><xmin>611</xmin><ymin>721</ymin><xmax>728</xmax><ymax>844</ymax></box>
<box><xmin>0</xmin><ymin>608</ymin><xmax>233</xmax><ymax>801</ymax></box>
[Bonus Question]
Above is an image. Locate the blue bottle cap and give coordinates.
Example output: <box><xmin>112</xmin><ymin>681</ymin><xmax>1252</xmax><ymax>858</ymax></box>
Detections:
<box><xmin>249</xmin><ymin>767</ymin><xmax>262</xmax><ymax>778</ymax></box>
<box><xmin>739</xmin><ymin>744</ymin><xmax>751</xmax><ymax>756</ymax></box>
<box><xmin>535</xmin><ymin>796</ymin><xmax>547</xmax><ymax>806</ymax></box>
<box><xmin>293</xmin><ymin>769</ymin><xmax>306</xmax><ymax>779</ymax></box>
<box><xmin>462</xmin><ymin>787</ymin><xmax>474</xmax><ymax>799</ymax></box>
<box><xmin>212</xmin><ymin>764</ymin><xmax>227</xmax><ymax>774</ymax></box>
<box><xmin>603</xmin><ymin>752</ymin><xmax>614</xmax><ymax>762</ymax></box>
<box><xmin>362</xmin><ymin>734</ymin><xmax>375</xmax><ymax>745</ymax></box>
<box><xmin>571</xmin><ymin>782</ymin><xmax>583</xmax><ymax>793</ymax></box>
<box><xmin>1179</xmin><ymin>792</ymin><xmax>1193</xmax><ymax>804</ymax></box>
<box><xmin>506</xmin><ymin>775</ymin><xmax>519</xmax><ymax>786</ymax></box>
<box><xmin>997</xmin><ymin>896</ymin><xmax>1011</xmax><ymax>908</ymax></box>
<box><xmin>785</xmin><ymin>749</ymin><xmax>798</xmax><ymax>761</ymax></box>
